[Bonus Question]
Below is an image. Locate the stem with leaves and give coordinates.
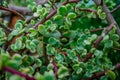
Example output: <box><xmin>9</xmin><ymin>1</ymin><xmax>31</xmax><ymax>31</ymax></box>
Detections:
<box><xmin>4</xmin><ymin>67</ymin><xmax>36</xmax><ymax>80</ymax></box>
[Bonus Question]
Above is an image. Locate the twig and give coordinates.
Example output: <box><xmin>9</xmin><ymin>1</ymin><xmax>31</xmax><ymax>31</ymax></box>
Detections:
<box><xmin>83</xmin><ymin>23</ymin><xmax>114</xmax><ymax>62</ymax></box>
<box><xmin>111</xmin><ymin>4</ymin><xmax>120</xmax><ymax>13</ymax></box>
<box><xmin>0</xmin><ymin>6</ymin><xmax>24</xmax><ymax>20</ymax></box>
<box><xmin>112</xmin><ymin>47</ymin><xmax>120</xmax><ymax>51</ymax></box>
<box><xmin>43</xmin><ymin>43</ymin><xmax>49</xmax><ymax>65</ymax></box>
<box><xmin>86</xmin><ymin>63</ymin><xmax>120</xmax><ymax>80</ymax></box>
<box><xmin>78</xmin><ymin>8</ymin><xmax>97</xmax><ymax>13</ymax></box>
<box><xmin>93</xmin><ymin>0</ymin><xmax>120</xmax><ymax>37</ymax></box>
<box><xmin>90</xmin><ymin>28</ymin><xmax>104</xmax><ymax>32</ymax></box>
<box><xmin>4</xmin><ymin>66</ymin><xmax>36</xmax><ymax>80</ymax></box>
<box><xmin>0</xmin><ymin>23</ymin><xmax>12</xmax><ymax>32</ymax></box>
<box><xmin>52</xmin><ymin>61</ymin><xmax>58</xmax><ymax>78</ymax></box>
<box><xmin>33</xmin><ymin>0</ymin><xmax>81</xmax><ymax>29</ymax></box>
<box><xmin>8</xmin><ymin>5</ymin><xmax>32</xmax><ymax>15</ymax></box>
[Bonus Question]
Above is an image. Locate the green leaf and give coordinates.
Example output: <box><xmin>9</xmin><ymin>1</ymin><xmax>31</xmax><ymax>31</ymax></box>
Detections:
<box><xmin>105</xmin><ymin>40</ymin><xmax>113</xmax><ymax>48</ymax></box>
<box><xmin>36</xmin><ymin>59</ymin><xmax>42</xmax><ymax>67</ymax></box>
<box><xmin>15</xmin><ymin>40</ymin><xmax>23</xmax><ymax>50</ymax></box>
<box><xmin>15</xmin><ymin>23</ymin><xmax>23</xmax><ymax>30</ymax></box>
<box><xmin>29</xmin><ymin>28</ymin><xmax>38</xmax><ymax>36</ymax></box>
<box><xmin>38</xmin><ymin>24</ymin><xmax>47</xmax><ymax>34</ymax></box>
<box><xmin>67</xmin><ymin>12</ymin><xmax>77</xmax><ymax>19</ymax></box>
<box><xmin>6</xmin><ymin>60</ymin><xmax>19</xmax><ymax>69</ymax></box>
<box><xmin>47</xmin><ymin>63</ymin><xmax>54</xmax><ymax>70</ymax></box>
<box><xmin>58</xmin><ymin>66</ymin><xmax>69</xmax><ymax>78</ymax></box>
<box><xmin>106</xmin><ymin>70</ymin><xmax>116</xmax><ymax>80</ymax></box>
<box><xmin>1</xmin><ymin>53</ymin><xmax>10</xmax><ymax>63</ymax></box>
<box><xmin>66</xmin><ymin>18</ymin><xmax>72</xmax><ymax>25</ymax></box>
<box><xmin>9</xmin><ymin>75</ymin><xmax>25</xmax><ymax>80</ymax></box>
<box><xmin>110</xmin><ymin>34</ymin><xmax>119</xmax><ymax>41</ymax></box>
<box><xmin>76</xmin><ymin>68</ymin><xmax>82</xmax><ymax>74</ymax></box>
<box><xmin>72</xmin><ymin>64</ymin><xmax>79</xmax><ymax>71</ymax></box>
<box><xmin>44</xmin><ymin>71</ymin><xmax>55</xmax><ymax>80</ymax></box>
<box><xmin>12</xmin><ymin>54</ymin><xmax>22</xmax><ymax>61</ymax></box>
<box><xmin>58</xmin><ymin>6</ymin><xmax>67</xmax><ymax>15</ymax></box>
<box><xmin>48</xmin><ymin>37</ymin><xmax>57</xmax><ymax>45</ymax></box>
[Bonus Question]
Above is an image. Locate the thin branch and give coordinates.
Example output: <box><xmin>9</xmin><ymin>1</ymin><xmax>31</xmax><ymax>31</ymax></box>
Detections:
<box><xmin>4</xmin><ymin>66</ymin><xmax>36</xmax><ymax>80</ymax></box>
<box><xmin>33</xmin><ymin>0</ymin><xmax>81</xmax><ymax>29</ymax></box>
<box><xmin>93</xmin><ymin>0</ymin><xmax>120</xmax><ymax>37</ymax></box>
<box><xmin>78</xmin><ymin>8</ymin><xmax>97</xmax><ymax>13</ymax></box>
<box><xmin>8</xmin><ymin>5</ymin><xmax>32</xmax><ymax>15</ymax></box>
<box><xmin>90</xmin><ymin>28</ymin><xmax>104</xmax><ymax>32</ymax></box>
<box><xmin>86</xmin><ymin>63</ymin><xmax>120</xmax><ymax>80</ymax></box>
<box><xmin>43</xmin><ymin>43</ymin><xmax>49</xmax><ymax>65</ymax></box>
<box><xmin>0</xmin><ymin>6</ymin><xmax>24</xmax><ymax>20</ymax></box>
<box><xmin>52</xmin><ymin>61</ymin><xmax>58</xmax><ymax>78</ymax></box>
<box><xmin>112</xmin><ymin>47</ymin><xmax>120</xmax><ymax>51</ymax></box>
<box><xmin>83</xmin><ymin>23</ymin><xmax>114</xmax><ymax>62</ymax></box>
<box><xmin>111</xmin><ymin>4</ymin><xmax>120</xmax><ymax>13</ymax></box>
<box><xmin>0</xmin><ymin>23</ymin><xmax>13</xmax><ymax>32</ymax></box>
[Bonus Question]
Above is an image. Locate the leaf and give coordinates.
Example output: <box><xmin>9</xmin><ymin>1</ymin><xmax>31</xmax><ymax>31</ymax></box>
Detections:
<box><xmin>15</xmin><ymin>40</ymin><xmax>23</xmax><ymax>50</ymax></box>
<box><xmin>6</xmin><ymin>60</ymin><xmax>19</xmax><ymax>69</ymax></box>
<box><xmin>29</xmin><ymin>28</ymin><xmax>38</xmax><ymax>36</ymax></box>
<box><xmin>67</xmin><ymin>12</ymin><xmax>77</xmax><ymax>19</ymax></box>
<box><xmin>48</xmin><ymin>37</ymin><xmax>57</xmax><ymax>45</ymax></box>
<box><xmin>47</xmin><ymin>63</ymin><xmax>54</xmax><ymax>70</ymax></box>
<box><xmin>38</xmin><ymin>24</ymin><xmax>47</xmax><ymax>34</ymax></box>
<box><xmin>58</xmin><ymin>6</ymin><xmax>67</xmax><ymax>15</ymax></box>
<box><xmin>105</xmin><ymin>40</ymin><xmax>113</xmax><ymax>48</ymax></box>
<box><xmin>36</xmin><ymin>59</ymin><xmax>42</xmax><ymax>67</ymax></box>
<box><xmin>9</xmin><ymin>75</ymin><xmax>25</xmax><ymax>80</ymax></box>
<box><xmin>1</xmin><ymin>53</ymin><xmax>10</xmax><ymax>63</ymax></box>
<box><xmin>66</xmin><ymin>18</ymin><xmax>72</xmax><ymax>25</ymax></box>
<box><xmin>72</xmin><ymin>64</ymin><xmax>80</xmax><ymax>71</ymax></box>
<box><xmin>15</xmin><ymin>23</ymin><xmax>23</xmax><ymax>30</ymax></box>
<box><xmin>12</xmin><ymin>54</ymin><xmax>22</xmax><ymax>61</ymax></box>
<box><xmin>44</xmin><ymin>71</ymin><xmax>55</xmax><ymax>80</ymax></box>
<box><xmin>110</xmin><ymin>34</ymin><xmax>119</xmax><ymax>41</ymax></box>
<box><xmin>58</xmin><ymin>66</ymin><xmax>69</xmax><ymax>78</ymax></box>
<box><xmin>106</xmin><ymin>70</ymin><xmax>116</xmax><ymax>80</ymax></box>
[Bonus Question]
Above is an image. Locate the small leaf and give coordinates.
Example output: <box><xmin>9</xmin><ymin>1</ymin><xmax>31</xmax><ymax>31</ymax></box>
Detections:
<box><xmin>44</xmin><ymin>71</ymin><xmax>55</xmax><ymax>80</ymax></box>
<box><xmin>58</xmin><ymin>66</ymin><xmax>69</xmax><ymax>78</ymax></box>
<box><xmin>15</xmin><ymin>23</ymin><xmax>23</xmax><ymax>30</ymax></box>
<box><xmin>105</xmin><ymin>40</ymin><xmax>113</xmax><ymax>48</ymax></box>
<box><xmin>106</xmin><ymin>70</ymin><xmax>116</xmax><ymax>80</ymax></box>
<box><xmin>38</xmin><ymin>24</ymin><xmax>47</xmax><ymax>34</ymax></box>
<box><xmin>48</xmin><ymin>37</ymin><xmax>57</xmax><ymax>45</ymax></box>
<box><xmin>58</xmin><ymin>6</ymin><xmax>67</xmax><ymax>15</ymax></box>
<box><xmin>67</xmin><ymin>12</ymin><xmax>77</xmax><ymax>19</ymax></box>
<box><xmin>36</xmin><ymin>59</ymin><xmax>42</xmax><ymax>67</ymax></box>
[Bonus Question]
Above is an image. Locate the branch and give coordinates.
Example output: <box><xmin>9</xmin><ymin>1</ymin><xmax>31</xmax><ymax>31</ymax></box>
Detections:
<box><xmin>0</xmin><ymin>6</ymin><xmax>24</xmax><ymax>20</ymax></box>
<box><xmin>4</xmin><ymin>67</ymin><xmax>36</xmax><ymax>80</ymax></box>
<box><xmin>93</xmin><ymin>0</ymin><xmax>120</xmax><ymax>37</ymax></box>
<box><xmin>78</xmin><ymin>8</ymin><xmax>97</xmax><ymax>13</ymax></box>
<box><xmin>52</xmin><ymin>61</ymin><xmax>58</xmax><ymax>78</ymax></box>
<box><xmin>0</xmin><ymin>23</ymin><xmax>13</xmax><ymax>32</ymax></box>
<box><xmin>33</xmin><ymin>0</ymin><xmax>81</xmax><ymax>29</ymax></box>
<box><xmin>8</xmin><ymin>5</ymin><xmax>32</xmax><ymax>15</ymax></box>
<box><xmin>90</xmin><ymin>28</ymin><xmax>104</xmax><ymax>33</ymax></box>
<box><xmin>86</xmin><ymin>63</ymin><xmax>120</xmax><ymax>80</ymax></box>
<box><xmin>83</xmin><ymin>23</ymin><xmax>114</xmax><ymax>62</ymax></box>
<box><xmin>111</xmin><ymin>4</ymin><xmax>120</xmax><ymax>13</ymax></box>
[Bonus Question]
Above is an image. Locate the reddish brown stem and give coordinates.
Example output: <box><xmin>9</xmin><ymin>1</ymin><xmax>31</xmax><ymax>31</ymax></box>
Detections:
<box><xmin>4</xmin><ymin>67</ymin><xmax>36</xmax><ymax>80</ymax></box>
<box><xmin>83</xmin><ymin>23</ymin><xmax>114</xmax><ymax>62</ymax></box>
<box><xmin>52</xmin><ymin>61</ymin><xmax>58</xmax><ymax>78</ymax></box>
<box><xmin>90</xmin><ymin>28</ymin><xmax>104</xmax><ymax>33</ymax></box>
<box><xmin>86</xmin><ymin>63</ymin><xmax>120</xmax><ymax>80</ymax></box>
<box><xmin>0</xmin><ymin>6</ymin><xmax>24</xmax><ymax>19</ymax></box>
<box><xmin>78</xmin><ymin>8</ymin><xmax>97</xmax><ymax>13</ymax></box>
